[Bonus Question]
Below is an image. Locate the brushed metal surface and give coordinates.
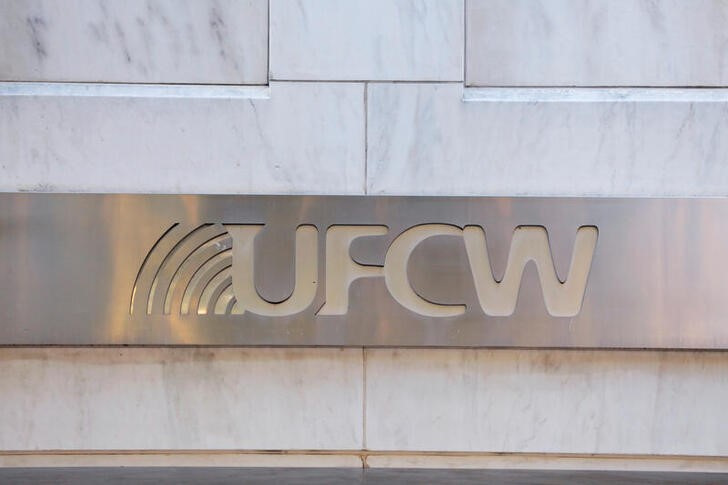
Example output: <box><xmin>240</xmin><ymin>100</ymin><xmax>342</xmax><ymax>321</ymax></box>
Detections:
<box><xmin>0</xmin><ymin>193</ymin><xmax>726</xmax><ymax>348</ymax></box>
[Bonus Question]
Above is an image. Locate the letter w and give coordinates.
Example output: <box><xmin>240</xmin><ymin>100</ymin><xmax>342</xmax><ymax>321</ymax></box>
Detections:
<box><xmin>463</xmin><ymin>226</ymin><xmax>598</xmax><ymax>317</ymax></box>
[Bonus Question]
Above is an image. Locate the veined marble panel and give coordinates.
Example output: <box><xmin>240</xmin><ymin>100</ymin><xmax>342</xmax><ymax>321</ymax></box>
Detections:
<box><xmin>270</xmin><ymin>0</ymin><xmax>463</xmax><ymax>81</ymax></box>
<box><xmin>467</xmin><ymin>0</ymin><xmax>728</xmax><ymax>87</ymax></box>
<box><xmin>367</xmin><ymin>84</ymin><xmax>728</xmax><ymax>195</ymax></box>
<box><xmin>366</xmin><ymin>349</ymin><xmax>728</xmax><ymax>455</ymax></box>
<box><xmin>0</xmin><ymin>82</ymin><xmax>364</xmax><ymax>193</ymax></box>
<box><xmin>0</xmin><ymin>348</ymin><xmax>363</xmax><ymax>450</ymax></box>
<box><xmin>0</xmin><ymin>0</ymin><xmax>268</xmax><ymax>84</ymax></box>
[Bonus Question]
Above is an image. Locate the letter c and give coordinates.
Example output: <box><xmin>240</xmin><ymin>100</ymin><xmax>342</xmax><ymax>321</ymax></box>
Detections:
<box><xmin>384</xmin><ymin>224</ymin><xmax>466</xmax><ymax>317</ymax></box>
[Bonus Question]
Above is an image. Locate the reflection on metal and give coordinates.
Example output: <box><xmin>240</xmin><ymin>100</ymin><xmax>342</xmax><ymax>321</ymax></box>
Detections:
<box><xmin>1</xmin><ymin>194</ymin><xmax>727</xmax><ymax>348</ymax></box>
<box><xmin>131</xmin><ymin>223</ymin><xmax>234</xmax><ymax>316</ymax></box>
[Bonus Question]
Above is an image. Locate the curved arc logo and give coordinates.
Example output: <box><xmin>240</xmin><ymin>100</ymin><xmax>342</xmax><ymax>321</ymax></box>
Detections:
<box><xmin>131</xmin><ymin>223</ymin><xmax>598</xmax><ymax>319</ymax></box>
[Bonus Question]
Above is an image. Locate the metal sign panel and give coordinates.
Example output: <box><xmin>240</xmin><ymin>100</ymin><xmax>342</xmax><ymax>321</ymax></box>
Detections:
<box><xmin>0</xmin><ymin>193</ymin><xmax>726</xmax><ymax>348</ymax></box>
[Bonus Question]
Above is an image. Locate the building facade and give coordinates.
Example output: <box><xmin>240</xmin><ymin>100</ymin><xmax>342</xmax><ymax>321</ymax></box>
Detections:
<box><xmin>1</xmin><ymin>0</ymin><xmax>728</xmax><ymax>480</ymax></box>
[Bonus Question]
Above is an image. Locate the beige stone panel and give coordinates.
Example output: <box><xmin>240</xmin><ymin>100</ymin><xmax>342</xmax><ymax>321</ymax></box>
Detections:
<box><xmin>0</xmin><ymin>452</ymin><xmax>362</xmax><ymax>468</ymax></box>
<box><xmin>0</xmin><ymin>348</ymin><xmax>363</xmax><ymax>450</ymax></box>
<box><xmin>367</xmin><ymin>453</ymin><xmax>728</xmax><ymax>473</ymax></box>
<box><xmin>366</xmin><ymin>349</ymin><xmax>728</xmax><ymax>455</ymax></box>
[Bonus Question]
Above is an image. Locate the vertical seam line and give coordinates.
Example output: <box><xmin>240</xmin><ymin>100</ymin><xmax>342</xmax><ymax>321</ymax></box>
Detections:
<box><xmin>364</xmin><ymin>82</ymin><xmax>368</xmax><ymax>195</ymax></box>
<box><xmin>362</xmin><ymin>347</ymin><xmax>368</xmax><ymax>451</ymax></box>
<box><xmin>463</xmin><ymin>0</ymin><xmax>467</xmax><ymax>86</ymax></box>
<box><xmin>267</xmin><ymin>0</ymin><xmax>272</xmax><ymax>83</ymax></box>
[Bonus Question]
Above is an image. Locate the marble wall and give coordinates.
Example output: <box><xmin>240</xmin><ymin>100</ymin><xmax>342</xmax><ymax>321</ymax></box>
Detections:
<box><xmin>367</xmin><ymin>84</ymin><xmax>728</xmax><ymax>195</ymax></box>
<box><xmin>466</xmin><ymin>0</ymin><xmax>728</xmax><ymax>86</ymax></box>
<box><xmin>0</xmin><ymin>82</ymin><xmax>364</xmax><ymax>193</ymax></box>
<box><xmin>0</xmin><ymin>348</ymin><xmax>363</xmax><ymax>451</ymax></box>
<box><xmin>270</xmin><ymin>0</ymin><xmax>463</xmax><ymax>81</ymax></box>
<box><xmin>0</xmin><ymin>0</ymin><xmax>268</xmax><ymax>84</ymax></box>
<box><xmin>366</xmin><ymin>350</ymin><xmax>728</xmax><ymax>456</ymax></box>
<box><xmin>2</xmin><ymin>0</ymin><xmax>728</xmax><ymax>472</ymax></box>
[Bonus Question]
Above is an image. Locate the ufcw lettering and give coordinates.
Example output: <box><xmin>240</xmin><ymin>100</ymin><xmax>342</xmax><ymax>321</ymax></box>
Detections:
<box><xmin>224</xmin><ymin>224</ymin><xmax>598</xmax><ymax>318</ymax></box>
<box><xmin>464</xmin><ymin>225</ymin><xmax>598</xmax><ymax>317</ymax></box>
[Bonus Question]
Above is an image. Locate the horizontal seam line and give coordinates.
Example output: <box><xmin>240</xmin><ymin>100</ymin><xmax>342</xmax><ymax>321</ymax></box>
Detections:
<box><xmin>463</xmin><ymin>86</ymin><xmax>728</xmax><ymax>103</ymax></box>
<box><xmin>0</xmin><ymin>82</ymin><xmax>271</xmax><ymax>99</ymax></box>
<box><xmin>3</xmin><ymin>450</ymin><xmax>728</xmax><ymax>460</ymax></box>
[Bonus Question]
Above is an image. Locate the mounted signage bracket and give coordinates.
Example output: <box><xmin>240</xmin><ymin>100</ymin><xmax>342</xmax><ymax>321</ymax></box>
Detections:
<box><xmin>0</xmin><ymin>194</ymin><xmax>724</xmax><ymax>348</ymax></box>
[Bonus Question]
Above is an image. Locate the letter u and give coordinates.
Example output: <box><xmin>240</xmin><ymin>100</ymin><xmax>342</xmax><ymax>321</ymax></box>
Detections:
<box><xmin>224</xmin><ymin>225</ymin><xmax>318</xmax><ymax>316</ymax></box>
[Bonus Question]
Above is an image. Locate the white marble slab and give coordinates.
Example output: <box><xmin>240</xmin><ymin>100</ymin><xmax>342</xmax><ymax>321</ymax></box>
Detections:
<box><xmin>366</xmin><ymin>454</ymin><xmax>728</xmax><ymax>473</ymax></box>
<box><xmin>0</xmin><ymin>82</ymin><xmax>364</xmax><ymax>194</ymax></box>
<box><xmin>0</xmin><ymin>348</ymin><xmax>363</xmax><ymax>450</ymax></box>
<box><xmin>367</xmin><ymin>83</ymin><xmax>728</xmax><ymax>195</ymax></box>
<box><xmin>0</xmin><ymin>452</ymin><xmax>363</xmax><ymax>468</ymax></box>
<box><xmin>270</xmin><ymin>0</ymin><xmax>463</xmax><ymax>81</ymax></box>
<box><xmin>0</xmin><ymin>0</ymin><xmax>268</xmax><ymax>84</ymax></box>
<box><xmin>365</xmin><ymin>349</ymin><xmax>728</xmax><ymax>455</ymax></box>
<box><xmin>467</xmin><ymin>0</ymin><xmax>728</xmax><ymax>87</ymax></box>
